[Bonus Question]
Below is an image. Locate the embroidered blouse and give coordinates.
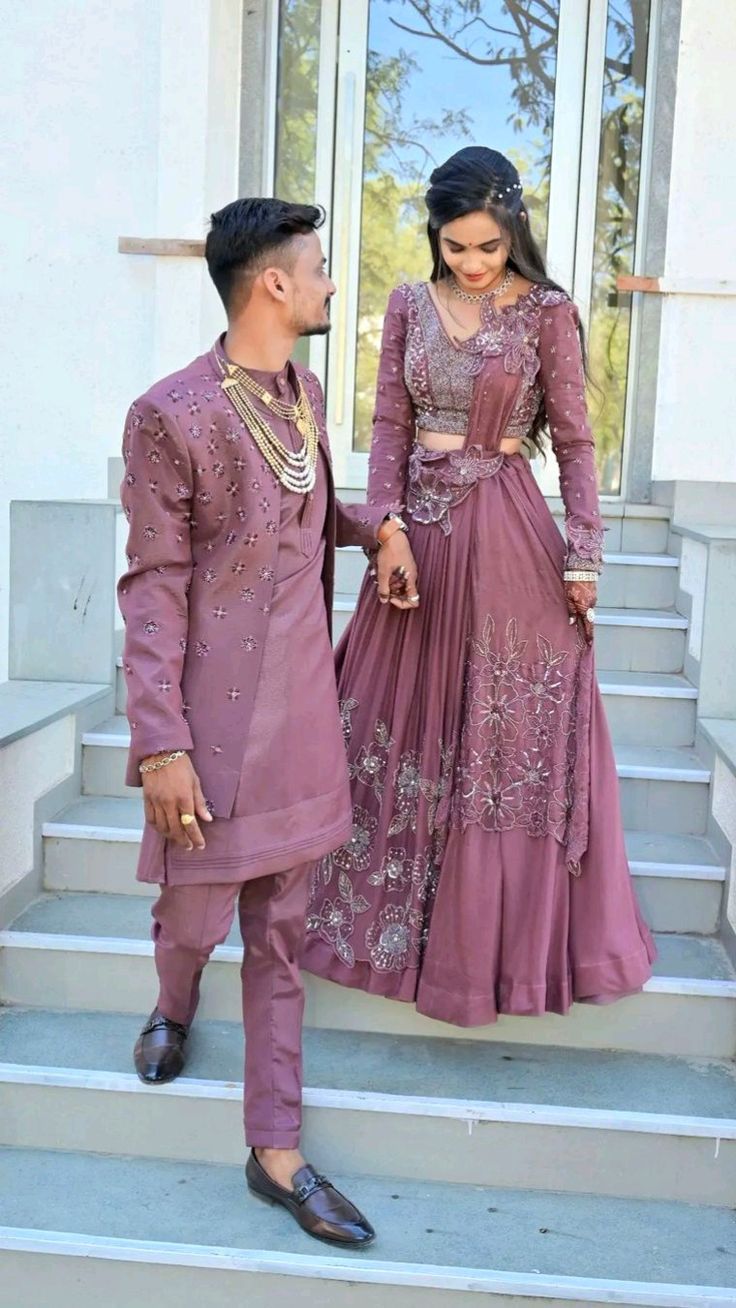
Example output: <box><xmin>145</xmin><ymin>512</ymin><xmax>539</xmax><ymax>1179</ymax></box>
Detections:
<box><xmin>367</xmin><ymin>280</ymin><xmax>605</xmax><ymax>573</ymax></box>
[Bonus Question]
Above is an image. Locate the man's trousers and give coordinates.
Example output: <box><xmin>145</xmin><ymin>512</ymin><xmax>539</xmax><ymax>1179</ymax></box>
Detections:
<box><xmin>150</xmin><ymin>865</ymin><xmax>310</xmax><ymax>1149</ymax></box>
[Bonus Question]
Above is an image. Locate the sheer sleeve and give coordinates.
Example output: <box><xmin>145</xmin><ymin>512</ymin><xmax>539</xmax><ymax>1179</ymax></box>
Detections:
<box><xmin>367</xmin><ymin>287</ymin><xmax>416</xmax><ymax>511</ymax></box>
<box><xmin>537</xmin><ymin>298</ymin><xmax>605</xmax><ymax>573</ymax></box>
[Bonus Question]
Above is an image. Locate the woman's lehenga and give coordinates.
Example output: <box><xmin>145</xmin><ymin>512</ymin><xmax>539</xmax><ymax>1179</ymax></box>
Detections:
<box><xmin>301</xmin><ymin>280</ymin><xmax>656</xmax><ymax>1027</ymax></box>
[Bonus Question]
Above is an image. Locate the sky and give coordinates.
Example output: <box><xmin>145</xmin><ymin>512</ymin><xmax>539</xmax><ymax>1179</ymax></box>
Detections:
<box><xmin>367</xmin><ymin>0</ymin><xmax>558</xmax><ymax>187</ymax></box>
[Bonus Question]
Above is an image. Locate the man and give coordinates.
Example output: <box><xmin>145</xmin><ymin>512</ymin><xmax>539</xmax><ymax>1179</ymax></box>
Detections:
<box><xmin>118</xmin><ymin>198</ymin><xmax>418</xmax><ymax>1246</ymax></box>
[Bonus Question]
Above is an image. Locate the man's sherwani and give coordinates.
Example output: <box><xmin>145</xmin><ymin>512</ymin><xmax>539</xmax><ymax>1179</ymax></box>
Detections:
<box><xmin>118</xmin><ymin>342</ymin><xmax>385</xmax><ymax>823</ymax></box>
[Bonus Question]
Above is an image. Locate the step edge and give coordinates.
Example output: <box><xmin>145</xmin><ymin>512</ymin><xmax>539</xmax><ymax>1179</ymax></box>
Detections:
<box><xmin>336</xmin><ymin>546</ymin><xmax>680</xmax><ymax>567</ymax></box>
<box><xmin>2</xmin><ymin>1064</ymin><xmax>734</xmax><ymax>1140</ymax></box>
<box><xmin>2</xmin><ymin>932</ymin><xmax>735</xmax><ymax>996</ymax></box>
<box><xmin>42</xmin><ymin>823</ymin><xmax>142</xmax><ymax>842</ymax></box>
<box><xmin>75</xmin><ymin>733</ymin><xmax>713</xmax><ymax>782</ymax></box>
<box><xmin>36</xmin><ymin>826</ymin><xmax>728</xmax><ymax>880</ymax></box>
<box><xmin>0</xmin><ymin>1226</ymin><xmax>732</xmax><ymax>1306</ymax></box>
<box><xmin>106</xmin><ymin>679</ymin><xmax>703</xmax><ymax>709</ymax></box>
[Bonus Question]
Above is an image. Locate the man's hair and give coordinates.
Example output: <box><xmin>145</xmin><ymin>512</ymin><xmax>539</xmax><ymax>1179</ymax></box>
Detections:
<box><xmin>205</xmin><ymin>197</ymin><xmax>325</xmax><ymax>313</ymax></box>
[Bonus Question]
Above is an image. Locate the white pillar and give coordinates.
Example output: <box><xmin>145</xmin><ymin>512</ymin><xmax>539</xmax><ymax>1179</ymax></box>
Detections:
<box><xmin>652</xmin><ymin>0</ymin><xmax>736</xmax><ymax>488</ymax></box>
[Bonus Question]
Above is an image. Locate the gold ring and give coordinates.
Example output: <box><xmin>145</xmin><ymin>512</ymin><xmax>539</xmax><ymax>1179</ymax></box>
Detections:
<box><xmin>180</xmin><ymin>813</ymin><xmax>195</xmax><ymax>826</ymax></box>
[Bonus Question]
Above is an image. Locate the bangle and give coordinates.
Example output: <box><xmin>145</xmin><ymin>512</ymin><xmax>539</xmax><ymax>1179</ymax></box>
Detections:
<box><xmin>564</xmin><ymin>570</ymin><xmax>598</xmax><ymax>582</ymax></box>
<box><xmin>139</xmin><ymin>749</ymin><xmax>187</xmax><ymax>775</ymax></box>
<box><xmin>377</xmin><ymin>513</ymin><xmax>408</xmax><ymax>545</ymax></box>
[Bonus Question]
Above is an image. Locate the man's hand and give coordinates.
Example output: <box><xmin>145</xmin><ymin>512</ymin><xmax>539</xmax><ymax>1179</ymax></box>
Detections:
<box><xmin>141</xmin><ymin>753</ymin><xmax>212</xmax><ymax>850</ymax></box>
<box><xmin>376</xmin><ymin>531</ymin><xmax>419</xmax><ymax>610</ymax></box>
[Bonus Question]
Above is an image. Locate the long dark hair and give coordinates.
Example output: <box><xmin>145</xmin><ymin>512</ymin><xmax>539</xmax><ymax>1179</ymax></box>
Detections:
<box><xmin>425</xmin><ymin>146</ymin><xmax>589</xmax><ymax>455</ymax></box>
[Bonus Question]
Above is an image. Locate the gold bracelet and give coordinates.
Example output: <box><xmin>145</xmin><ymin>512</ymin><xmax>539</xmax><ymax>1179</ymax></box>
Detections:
<box><xmin>139</xmin><ymin>749</ymin><xmax>187</xmax><ymax>775</ymax></box>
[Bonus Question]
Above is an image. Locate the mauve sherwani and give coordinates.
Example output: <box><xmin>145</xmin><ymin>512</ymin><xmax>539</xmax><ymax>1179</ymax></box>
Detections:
<box><xmin>118</xmin><ymin>340</ymin><xmax>386</xmax><ymax>885</ymax></box>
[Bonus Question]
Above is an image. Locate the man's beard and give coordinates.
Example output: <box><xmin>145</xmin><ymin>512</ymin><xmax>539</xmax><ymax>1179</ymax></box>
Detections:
<box><xmin>296</xmin><ymin>299</ymin><xmax>332</xmax><ymax>338</ymax></box>
<box><xmin>300</xmin><ymin>322</ymin><xmax>332</xmax><ymax>337</ymax></box>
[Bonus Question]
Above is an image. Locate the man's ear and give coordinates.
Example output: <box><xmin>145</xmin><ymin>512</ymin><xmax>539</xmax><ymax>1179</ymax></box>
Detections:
<box><xmin>262</xmin><ymin>266</ymin><xmax>288</xmax><ymax>301</ymax></box>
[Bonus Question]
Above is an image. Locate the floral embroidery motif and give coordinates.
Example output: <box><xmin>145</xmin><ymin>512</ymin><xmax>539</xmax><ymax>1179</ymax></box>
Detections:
<box><xmin>349</xmin><ymin>719</ymin><xmax>394</xmax><ymax>802</ymax></box>
<box><xmin>455</xmin><ymin>616</ymin><xmax>579</xmax><ymax>845</ymax></box>
<box><xmin>407</xmin><ymin>444</ymin><xmax>504</xmax><ymax>535</ymax></box>
<box><xmin>365</xmin><ymin>901</ymin><xmax>424</xmax><ymax>972</ymax></box>
<box><xmin>333</xmin><ymin>806</ymin><xmax>378</xmax><ymax>874</ymax></box>
<box><xmin>306</xmin><ymin>867</ymin><xmax>370</xmax><ymax>969</ymax></box>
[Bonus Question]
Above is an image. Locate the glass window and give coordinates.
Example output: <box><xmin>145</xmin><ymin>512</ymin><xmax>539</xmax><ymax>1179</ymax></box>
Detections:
<box><xmin>274</xmin><ymin>0</ymin><xmax>322</xmax><ymax>204</ymax></box>
<box><xmin>588</xmin><ymin>0</ymin><xmax>651</xmax><ymax>494</ymax></box>
<box><xmin>352</xmin><ymin>0</ymin><xmax>562</xmax><ymax>451</ymax></box>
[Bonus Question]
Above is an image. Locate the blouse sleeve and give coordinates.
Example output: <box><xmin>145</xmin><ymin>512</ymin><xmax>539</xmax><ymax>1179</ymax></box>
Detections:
<box><xmin>537</xmin><ymin>298</ymin><xmax>605</xmax><ymax>573</ymax></box>
<box><xmin>117</xmin><ymin>398</ymin><xmax>195</xmax><ymax>771</ymax></box>
<box><xmin>367</xmin><ymin>287</ymin><xmax>416</xmax><ymax>511</ymax></box>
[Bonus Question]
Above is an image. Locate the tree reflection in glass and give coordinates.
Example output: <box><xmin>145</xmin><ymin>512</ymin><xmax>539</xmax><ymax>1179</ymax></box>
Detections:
<box><xmin>353</xmin><ymin>0</ymin><xmax>560</xmax><ymax>452</ymax></box>
<box><xmin>588</xmin><ymin>2</ymin><xmax>651</xmax><ymax>494</ymax></box>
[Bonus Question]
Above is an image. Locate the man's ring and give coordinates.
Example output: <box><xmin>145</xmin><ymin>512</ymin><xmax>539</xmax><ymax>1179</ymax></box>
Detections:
<box><xmin>180</xmin><ymin>813</ymin><xmax>195</xmax><ymax>826</ymax></box>
<box><xmin>586</xmin><ymin>608</ymin><xmax>596</xmax><ymax>623</ymax></box>
<box><xmin>408</xmin><ymin>593</ymin><xmax>420</xmax><ymax>605</ymax></box>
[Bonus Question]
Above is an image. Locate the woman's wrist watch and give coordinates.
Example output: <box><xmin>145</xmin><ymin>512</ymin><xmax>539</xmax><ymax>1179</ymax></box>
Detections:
<box><xmin>377</xmin><ymin>512</ymin><xmax>409</xmax><ymax>546</ymax></box>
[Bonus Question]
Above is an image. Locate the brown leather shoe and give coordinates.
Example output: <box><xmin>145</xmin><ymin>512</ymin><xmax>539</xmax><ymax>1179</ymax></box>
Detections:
<box><xmin>245</xmin><ymin>1150</ymin><xmax>375</xmax><ymax>1247</ymax></box>
<box><xmin>134</xmin><ymin>1008</ymin><xmax>188</xmax><ymax>1084</ymax></box>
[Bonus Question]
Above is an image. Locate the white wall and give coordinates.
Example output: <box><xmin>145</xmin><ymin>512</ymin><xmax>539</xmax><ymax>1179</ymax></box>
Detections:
<box><xmin>652</xmin><ymin>0</ymin><xmax>736</xmax><ymax>486</ymax></box>
<box><xmin>0</xmin><ymin>1</ymin><xmax>242</xmax><ymax>682</ymax></box>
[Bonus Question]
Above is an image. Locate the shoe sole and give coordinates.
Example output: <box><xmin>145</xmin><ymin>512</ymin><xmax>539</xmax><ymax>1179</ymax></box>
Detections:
<box><xmin>246</xmin><ymin>1184</ymin><xmax>376</xmax><ymax>1248</ymax></box>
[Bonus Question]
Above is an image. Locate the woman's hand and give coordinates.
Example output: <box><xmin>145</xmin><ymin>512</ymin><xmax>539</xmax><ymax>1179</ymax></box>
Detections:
<box><xmin>565</xmin><ymin>580</ymin><xmax>597</xmax><ymax>645</ymax></box>
<box><xmin>376</xmin><ymin>532</ymin><xmax>419</xmax><ymax>610</ymax></box>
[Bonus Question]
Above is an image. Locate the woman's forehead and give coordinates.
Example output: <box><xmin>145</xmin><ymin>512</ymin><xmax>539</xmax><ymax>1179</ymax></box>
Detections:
<box><xmin>441</xmin><ymin>212</ymin><xmax>503</xmax><ymax>244</ymax></box>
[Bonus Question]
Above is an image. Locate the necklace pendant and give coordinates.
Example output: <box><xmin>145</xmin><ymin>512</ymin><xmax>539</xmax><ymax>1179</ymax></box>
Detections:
<box><xmin>295</xmin><ymin>417</ymin><xmax>310</xmax><ymax>438</ymax></box>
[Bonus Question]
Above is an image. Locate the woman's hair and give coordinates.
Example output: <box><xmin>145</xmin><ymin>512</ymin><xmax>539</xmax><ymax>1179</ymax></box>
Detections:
<box><xmin>425</xmin><ymin>146</ymin><xmax>590</xmax><ymax>454</ymax></box>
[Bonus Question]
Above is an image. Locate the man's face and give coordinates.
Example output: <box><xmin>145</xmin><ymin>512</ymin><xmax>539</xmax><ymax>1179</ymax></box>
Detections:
<box><xmin>286</xmin><ymin>231</ymin><xmax>336</xmax><ymax>337</ymax></box>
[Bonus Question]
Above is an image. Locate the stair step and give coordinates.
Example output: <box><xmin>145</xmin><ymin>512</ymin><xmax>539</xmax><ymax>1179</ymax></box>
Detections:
<box><xmin>1</xmin><ymin>1147</ymin><xmax>734</xmax><ymax>1307</ymax></box>
<box><xmin>2</xmin><ymin>895</ymin><xmax>734</xmax><ymax>1057</ymax></box>
<box><xmin>116</xmin><ymin>609</ymin><xmax>690</xmax><ymax>701</ymax></box>
<box><xmin>335</xmin><ymin>548</ymin><xmax>680</xmax><ymax>609</ymax></box>
<box><xmin>1</xmin><ymin>1009</ymin><xmax>734</xmax><ymax>1205</ymax></box>
<box><xmin>77</xmin><ymin>727</ymin><xmax>713</xmax><ymax>833</ymax></box>
<box><xmin>42</xmin><ymin>798</ymin><xmax>725</xmax><ymax>933</ymax></box>
<box><xmin>114</xmin><ymin>664</ymin><xmax>698</xmax><ymax>742</ymax></box>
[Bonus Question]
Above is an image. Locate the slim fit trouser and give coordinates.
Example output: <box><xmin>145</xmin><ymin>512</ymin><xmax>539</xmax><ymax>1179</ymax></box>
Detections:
<box><xmin>150</xmin><ymin>865</ymin><xmax>310</xmax><ymax>1148</ymax></box>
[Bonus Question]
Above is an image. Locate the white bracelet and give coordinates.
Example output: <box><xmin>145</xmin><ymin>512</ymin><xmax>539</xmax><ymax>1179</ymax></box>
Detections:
<box><xmin>563</xmin><ymin>570</ymin><xmax>598</xmax><ymax>582</ymax></box>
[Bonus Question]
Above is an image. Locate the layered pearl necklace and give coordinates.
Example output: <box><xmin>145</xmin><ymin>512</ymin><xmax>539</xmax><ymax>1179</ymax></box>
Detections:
<box><xmin>217</xmin><ymin>357</ymin><xmax>319</xmax><ymax>495</ymax></box>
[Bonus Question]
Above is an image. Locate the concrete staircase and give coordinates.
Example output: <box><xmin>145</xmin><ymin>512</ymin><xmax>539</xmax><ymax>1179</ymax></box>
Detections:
<box><xmin>1</xmin><ymin>503</ymin><xmax>735</xmax><ymax>1306</ymax></box>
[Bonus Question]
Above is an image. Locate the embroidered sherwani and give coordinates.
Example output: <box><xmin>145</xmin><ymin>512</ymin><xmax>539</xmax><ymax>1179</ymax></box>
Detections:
<box><xmin>118</xmin><ymin>344</ymin><xmax>385</xmax><ymax>1150</ymax></box>
<box><xmin>118</xmin><ymin>342</ymin><xmax>386</xmax><ymax>884</ymax></box>
<box><xmin>302</xmin><ymin>282</ymin><xmax>656</xmax><ymax>1027</ymax></box>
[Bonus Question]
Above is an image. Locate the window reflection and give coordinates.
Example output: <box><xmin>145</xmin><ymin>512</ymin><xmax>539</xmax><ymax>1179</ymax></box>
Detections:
<box><xmin>274</xmin><ymin>0</ymin><xmax>322</xmax><ymax>203</ymax></box>
<box><xmin>353</xmin><ymin>0</ymin><xmax>560</xmax><ymax>452</ymax></box>
<box><xmin>588</xmin><ymin>1</ymin><xmax>651</xmax><ymax>494</ymax></box>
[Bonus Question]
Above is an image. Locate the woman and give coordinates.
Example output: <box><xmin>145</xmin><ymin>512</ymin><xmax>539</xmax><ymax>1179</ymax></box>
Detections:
<box><xmin>302</xmin><ymin>146</ymin><xmax>655</xmax><ymax>1026</ymax></box>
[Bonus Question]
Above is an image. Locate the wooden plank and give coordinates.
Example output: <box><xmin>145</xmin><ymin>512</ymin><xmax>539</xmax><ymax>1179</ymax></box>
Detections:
<box><xmin>616</xmin><ymin>275</ymin><xmax>661</xmax><ymax>293</ymax></box>
<box><xmin>118</xmin><ymin>237</ymin><xmax>205</xmax><ymax>258</ymax></box>
<box><xmin>617</xmin><ymin>274</ymin><xmax>736</xmax><ymax>297</ymax></box>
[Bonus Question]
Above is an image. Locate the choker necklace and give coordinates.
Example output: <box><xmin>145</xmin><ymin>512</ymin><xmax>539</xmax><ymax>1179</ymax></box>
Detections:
<box><xmin>216</xmin><ymin>356</ymin><xmax>319</xmax><ymax>495</ymax></box>
<box><xmin>450</xmin><ymin>267</ymin><xmax>515</xmax><ymax>304</ymax></box>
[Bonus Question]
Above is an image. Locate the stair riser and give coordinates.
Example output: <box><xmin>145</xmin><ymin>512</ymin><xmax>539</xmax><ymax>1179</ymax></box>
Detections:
<box><xmin>116</xmin><ymin>624</ymin><xmax>689</xmax><ymax>710</ymax></box>
<box><xmin>618</xmin><ymin>778</ymin><xmax>708</xmax><ymax>835</ymax></box>
<box><xmin>0</xmin><ymin>1251</ymin><xmax>609</xmax><ymax>1308</ymax></box>
<box><xmin>84</xmin><ymin>724</ymin><xmax>707</xmax><ymax>804</ymax></box>
<box><xmin>41</xmin><ymin>838</ymin><xmax>722</xmax><ymax>934</ymax></box>
<box><xmin>1</xmin><ymin>950</ymin><xmax>733</xmax><ymax>1058</ymax></box>
<box><xmin>2</xmin><ymin>1081</ymin><xmax>732</xmax><ymax>1207</ymax></box>
<box><xmin>599</xmin><ymin>696</ymin><xmax>694</xmax><ymax>748</ymax></box>
<box><xmin>335</xmin><ymin>550</ymin><xmax>678</xmax><ymax>609</ymax></box>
